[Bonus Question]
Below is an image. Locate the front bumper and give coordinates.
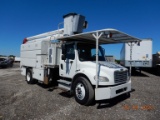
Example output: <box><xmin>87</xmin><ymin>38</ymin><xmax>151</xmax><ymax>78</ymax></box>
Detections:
<box><xmin>95</xmin><ymin>81</ymin><xmax>131</xmax><ymax>100</ymax></box>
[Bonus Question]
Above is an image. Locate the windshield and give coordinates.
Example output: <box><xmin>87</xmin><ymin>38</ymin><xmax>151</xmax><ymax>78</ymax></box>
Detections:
<box><xmin>77</xmin><ymin>43</ymin><xmax>105</xmax><ymax>61</ymax></box>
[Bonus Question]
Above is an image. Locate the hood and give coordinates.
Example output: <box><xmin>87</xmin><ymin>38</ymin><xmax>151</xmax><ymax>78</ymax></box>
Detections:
<box><xmin>79</xmin><ymin>61</ymin><xmax>124</xmax><ymax>69</ymax></box>
<box><xmin>98</xmin><ymin>61</ymin><xmax>124</xmax><ymax>68</ymax></box>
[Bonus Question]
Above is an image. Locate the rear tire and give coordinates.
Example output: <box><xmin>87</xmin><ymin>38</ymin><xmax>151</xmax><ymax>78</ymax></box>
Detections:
<box><xmin>73</xmin><ymin>77</ymin><xmax>94</xmax><ymax>106</ymax></box>
<box><xmin>26</xmin><ymin>69</ymin><xmax>34</xmax><ymax>84</ymax></box>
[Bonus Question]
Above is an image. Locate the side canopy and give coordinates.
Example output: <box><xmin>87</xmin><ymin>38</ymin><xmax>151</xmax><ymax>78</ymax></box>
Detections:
<box><xmin>58</xmin><ymin>28</ymin><xmax>141</xmax><ymax>44</ymax></box>
<box><xmin>58</xmin><ymin>28</ymin><xmax>141</xmax><ymax>89</ymax></box>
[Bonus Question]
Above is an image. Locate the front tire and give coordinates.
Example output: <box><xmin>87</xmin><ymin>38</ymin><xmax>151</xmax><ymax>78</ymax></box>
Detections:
<box><xmin>73</xmin><ymin>77</ymin><xmax>94</xmax><ymax>106</ymax></box>
<box><xmin>26</xmin><ymin>69</ymin><xmax>34</xmax><ymax>84</ymax></box>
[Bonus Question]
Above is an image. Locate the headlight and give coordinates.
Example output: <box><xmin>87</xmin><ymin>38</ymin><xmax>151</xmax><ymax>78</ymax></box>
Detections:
<box><xmin>94</xmin><ymin>76</ymin><xmax>109</xmax><ymax>82</ymax></box>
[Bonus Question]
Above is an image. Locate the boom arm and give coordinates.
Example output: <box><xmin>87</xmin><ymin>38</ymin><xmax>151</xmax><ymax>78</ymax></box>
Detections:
<box><xmin>26</xmin><ymin>28</ymin><xmax>64</xmax><ymax>42</ymax></box>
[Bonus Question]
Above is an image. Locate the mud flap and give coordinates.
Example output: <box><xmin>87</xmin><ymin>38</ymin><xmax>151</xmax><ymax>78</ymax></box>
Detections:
<box><xmin>44</xmin><ymin>69</ymin><xmax>49</xmax><ymax>85</ymax></box>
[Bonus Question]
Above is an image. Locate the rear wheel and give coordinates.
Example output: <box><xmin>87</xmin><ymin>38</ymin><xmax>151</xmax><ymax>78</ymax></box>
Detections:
<box><xmin>26</xmin><ymin>69</ymin><xmax>34</xmax><ymax>84</ymax></box>
<box><xmin>73</xmin><ymin>77</ymin><xmax>94</xmax><ymax>106</ymax></box>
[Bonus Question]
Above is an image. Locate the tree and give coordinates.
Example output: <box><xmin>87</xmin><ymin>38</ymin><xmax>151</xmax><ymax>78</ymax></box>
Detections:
<box><xmin>9</xmin><ymin>55</ymin><xmax>15</xmax><ymax>58</ymax></box>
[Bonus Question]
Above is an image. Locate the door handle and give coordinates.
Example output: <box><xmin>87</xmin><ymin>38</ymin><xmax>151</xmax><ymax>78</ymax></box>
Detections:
<box><xmin>70</xmin><ymin>61</ymin><xmax>73</xmax><ymax>64</ymax></box>
<box><xmin>61</xmin><ymin>64</ymin><xmax>63</xmax><ymax>70</ymax></box>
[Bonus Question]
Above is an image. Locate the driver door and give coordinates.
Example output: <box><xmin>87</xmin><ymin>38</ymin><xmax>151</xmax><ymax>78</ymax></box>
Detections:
<box><xmin>60</xmin><ymin>43</ymin><xmax>77</xmax><ymax>78</ymax></box>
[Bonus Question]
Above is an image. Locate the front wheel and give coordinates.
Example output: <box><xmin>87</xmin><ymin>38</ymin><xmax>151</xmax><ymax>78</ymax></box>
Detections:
<box><xmin>73</xmin><ymin>77</ymin><xmax>94</xmax><ymax>106</ymax></box>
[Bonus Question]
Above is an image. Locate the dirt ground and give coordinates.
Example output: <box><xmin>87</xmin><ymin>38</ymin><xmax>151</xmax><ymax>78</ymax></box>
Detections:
<box><xmin>0</xmin><ymin>63</ymin><xmax>160</xmax><ymax>120</ymax></box>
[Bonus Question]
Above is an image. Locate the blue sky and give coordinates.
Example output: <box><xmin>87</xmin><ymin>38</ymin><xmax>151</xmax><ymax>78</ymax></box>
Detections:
<box><xmin>0</xmin><ymin>0</ymin><xmax>160</xmax><ymax>59</ymax></box>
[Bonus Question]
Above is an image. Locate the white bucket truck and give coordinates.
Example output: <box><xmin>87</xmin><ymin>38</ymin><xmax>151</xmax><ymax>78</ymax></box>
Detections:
<box><xmin>20</xmin><ymin>13</ymin><xmax>141</xmax><ymax>105</ymax></box>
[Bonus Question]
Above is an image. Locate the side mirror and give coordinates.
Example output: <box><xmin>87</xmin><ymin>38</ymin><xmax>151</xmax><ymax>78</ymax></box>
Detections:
<box><xmin>62</xmin><ymin>44</ymin><xmax>66</xmax><ymax>54</ymax></box>
<box><xmin>61</xmin><ymin>54</ymin><xmax>66</xmax><ymax>60</ymax></box>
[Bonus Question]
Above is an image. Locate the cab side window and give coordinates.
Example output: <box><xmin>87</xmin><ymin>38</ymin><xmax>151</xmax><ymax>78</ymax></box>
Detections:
<box><xmin>66</xmin><ymin>44</ymin><xmax>75</xmax><ymax>60</ymax></box>
<box><xmin>91</xmin><ymin>48</ymin><xmax>103</xmax><ymax>57</ymax></box>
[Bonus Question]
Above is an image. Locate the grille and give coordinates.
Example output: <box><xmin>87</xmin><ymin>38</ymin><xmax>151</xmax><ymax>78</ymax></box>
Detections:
<box><xmin>114</xmin><ymin>70</ymin><xmax>128</xmax><ymax>83</ymax></box>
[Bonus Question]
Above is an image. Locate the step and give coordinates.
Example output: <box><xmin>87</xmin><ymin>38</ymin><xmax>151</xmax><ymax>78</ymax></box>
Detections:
<box><xmin>57</xmin><ymin>79</ymin><xmax>71</xmax><ymax>91</ymax></box>
<box><xmin>58</xmin><ymin>84</ymin><xmax>70</xmax><ymax>91</ymax></box>
<box><xmin>57</xmin><ymin>79</ymin><xmax>71</xmax><ymax>85</ymax></box>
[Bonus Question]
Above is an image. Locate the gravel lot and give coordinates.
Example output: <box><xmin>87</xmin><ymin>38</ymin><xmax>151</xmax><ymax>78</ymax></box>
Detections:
<box><xmin>0</xmin><ymin>63</ymin><xmax>160</xmax><ymax>120</ymax></box>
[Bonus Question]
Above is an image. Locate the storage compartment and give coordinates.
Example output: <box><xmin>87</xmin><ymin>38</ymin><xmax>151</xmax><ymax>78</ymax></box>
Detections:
<box><xmin>48</xmin><ymin>43</ymin><xmax>61</xmax><ymax>65</ymax></box>
<box><xmin>21</xmin><ymin>41</ymin><xmax>49</xmax><ymax>68</ymax></box>
<box><xmin>36</xmin><ymin>55</ymin><xmax>47</xmax><ymax>68</ymax></box>
<box><xmin>32</xmin><ymin>68</ymin><xmax>44</xmax><ymax>81</ymax></box>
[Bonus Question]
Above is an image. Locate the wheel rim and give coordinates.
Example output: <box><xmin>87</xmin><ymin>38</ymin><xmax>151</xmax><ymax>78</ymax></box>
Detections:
<box><xmin>26</xmin><ymin>72</ymin><xmax>31</xmax><ymax>82</ymax></box>
<box><xmin>75</xmin><ymin>83</ymin><xmax>85</xmax><ymax>100</ymax></box>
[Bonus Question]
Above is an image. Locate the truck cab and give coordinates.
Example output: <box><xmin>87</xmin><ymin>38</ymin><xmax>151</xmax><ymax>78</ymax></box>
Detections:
<box><xmin>58</xmin><ymin>41</ymin><xmax>130</xmax><ymax>105</ymax></box>
<box><xmin>60</xmin><ymin>42</ymin><xmax>128</xmax><ymax>85</ymax></box>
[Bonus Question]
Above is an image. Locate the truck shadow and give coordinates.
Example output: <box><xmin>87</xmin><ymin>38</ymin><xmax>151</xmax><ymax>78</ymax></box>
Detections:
<box><xmin>57</xmin><ymin>89</ymin><xmax>135</xmax><ymax>108</ymax></box>
<box><xmin>36</xmin><ymin>82</ymin><xmax>57</xmax><ymax>91</ymax></box>
<box><xmin>59</xmin><ymin>91</ymin><xmax>73</xmax><ymax>98</ymax></box>
<box><xmin>58</xmin><ymin>91</ymin><xmax>131</xmax><ymax>107</ymax></box>
<box><xmin>36</xmin><ymin>82</ymin><xmax>136</xmax><ymax>108</ymax></box>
